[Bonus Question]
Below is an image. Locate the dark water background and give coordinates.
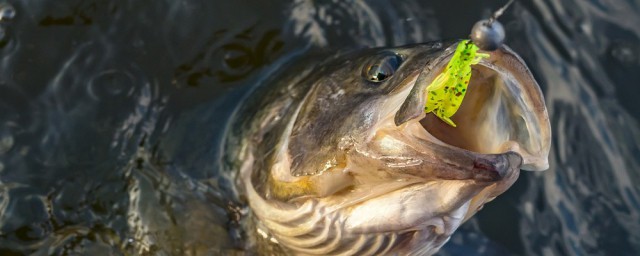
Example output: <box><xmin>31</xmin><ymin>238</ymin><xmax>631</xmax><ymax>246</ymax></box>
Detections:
<box><xmin>0</xmin><ymin>0</ymin><xmax>639</xmax><ymax>255</ymax></box>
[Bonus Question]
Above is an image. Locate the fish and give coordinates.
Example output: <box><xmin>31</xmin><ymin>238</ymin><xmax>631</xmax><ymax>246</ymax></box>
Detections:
<box><xmin>222</xmin><ymin>40</ymin><xmax>551</xmax><ymax>255</ymax></box>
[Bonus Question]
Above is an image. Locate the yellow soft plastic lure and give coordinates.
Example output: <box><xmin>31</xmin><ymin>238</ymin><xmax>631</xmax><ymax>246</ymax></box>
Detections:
<box><xmin>424</xmin><ymin>40</ymin><xmax>489</xmax><ymax>127</ymax></box>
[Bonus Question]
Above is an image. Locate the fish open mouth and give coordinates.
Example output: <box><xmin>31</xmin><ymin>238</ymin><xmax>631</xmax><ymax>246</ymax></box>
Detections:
<box><xmin>421</xmin><ymin>65</ymin><xmax>525</xmax><ymax>156</ymax></box>
<box><xmin>346</xmin><ymin>43</ymin><xmax>553</xmax><ymax>230</ymax></box>
<box><xmin>420</xmin><ymin>63</ymin><xmax>550</xmax><ymax>171</ymax></box>
<box><xmin>391</xmin><ymin>44</ymin><xmax>551</xmax><ymax>183</ymax></box>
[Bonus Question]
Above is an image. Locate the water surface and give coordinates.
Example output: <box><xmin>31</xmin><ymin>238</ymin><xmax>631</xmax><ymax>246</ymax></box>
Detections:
<box><xmin>0</xmin><ymin>0</ymin><xmax>639</xmax><ymax>255</ymax></box>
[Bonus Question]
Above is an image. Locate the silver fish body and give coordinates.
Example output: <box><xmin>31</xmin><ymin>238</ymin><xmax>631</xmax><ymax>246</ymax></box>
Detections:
<box><xmin>222</xmin><ymin>41</ymin><xmax>551</xmax><ymax>255</ymax></box>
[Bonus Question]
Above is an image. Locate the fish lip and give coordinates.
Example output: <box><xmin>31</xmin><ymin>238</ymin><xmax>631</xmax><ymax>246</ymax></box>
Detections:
<box><xmin>475</xmin><ymin>46</ymin><xmax>552</xmax><ymax>171</ymax></box>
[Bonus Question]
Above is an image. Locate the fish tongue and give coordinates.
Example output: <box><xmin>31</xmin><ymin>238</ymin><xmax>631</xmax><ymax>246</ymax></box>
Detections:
<box><xmin>421</xmin><ymin>138</ymin><xmax>523</xmax><ymax>182</ymax></box>
<box><xmin>385</xmin><ymin>128</ymin><xmax>523</xmax><ymax>182</ymax></box>
<box><xmin>467</xmin><ymin>151</ymin><xmax>523</xmax><ymax>182</ymax></box>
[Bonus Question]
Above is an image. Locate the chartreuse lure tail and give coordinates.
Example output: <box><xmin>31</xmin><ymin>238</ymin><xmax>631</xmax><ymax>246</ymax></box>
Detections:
<box><xmin>424</xmin><ymin>40</ymin><xmax>489</xmax><ymax>127</ymax></box>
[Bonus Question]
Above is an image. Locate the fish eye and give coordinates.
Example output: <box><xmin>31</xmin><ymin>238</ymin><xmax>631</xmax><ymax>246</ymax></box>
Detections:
<box><xmin>362</xmin><ymin>53</ymin><xmax>403</xmax><ymax>83</ymax></box>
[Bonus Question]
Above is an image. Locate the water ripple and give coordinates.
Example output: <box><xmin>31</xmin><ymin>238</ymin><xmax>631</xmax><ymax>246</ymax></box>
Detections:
<box><xmin>0</xmin><ymin>0</ymin><xmax>639</xmax><ymax>255</ymax></box>
<box><xmin>512</xmin><ymin>0</ymin><xmax>640</xmax><ymax>254</ymax></box>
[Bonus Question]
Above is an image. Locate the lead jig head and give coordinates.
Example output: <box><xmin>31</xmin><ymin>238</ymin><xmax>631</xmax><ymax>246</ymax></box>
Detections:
<box><xmin>470</xmin><ymin>0</ymin><xmax>513</xmax><ymax>51</ymax></box>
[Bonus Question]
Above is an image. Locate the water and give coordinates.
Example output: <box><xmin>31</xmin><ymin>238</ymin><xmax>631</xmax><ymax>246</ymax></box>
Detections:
<box><xmin>0</xmin><ymin>0</ymin><xmax>639</xmax><ymax>255</ymax></box>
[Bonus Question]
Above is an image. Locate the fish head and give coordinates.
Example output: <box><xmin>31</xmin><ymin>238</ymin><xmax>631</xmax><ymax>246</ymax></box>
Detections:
<box><xmin>257</xmin><ymin>41</ymin><xmax>551</xmax><ymax>254</ymax></box>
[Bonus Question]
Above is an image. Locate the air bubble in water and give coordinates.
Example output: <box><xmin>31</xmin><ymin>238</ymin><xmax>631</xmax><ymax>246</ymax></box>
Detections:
<box><xmin>0</xmin><ymin>3</ymin><xmax>16</xmax><ymax>22</ymax></box>
<box><xmin>611</xmin><ymin>44</ymin><xmax>637</xmax><ymax>64</ymax></box>
<box><xmin>0</xmin><ymin>135</ymin><xmax>14</xmax><ymax>154</ymax></box>
<box><xmin>88</xmin><ymin>70</ymin><xmax>132</xmax><ymax>100</ymax></box>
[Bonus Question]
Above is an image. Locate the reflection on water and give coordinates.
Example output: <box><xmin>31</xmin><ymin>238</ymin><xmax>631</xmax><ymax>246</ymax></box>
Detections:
<box><xmin>0</xmin><ymin>0</ymin><xmax>638</xmax><ymax>255</ymax></box>
<box><xmin>174</xmin><ymin>27</ymin><xmax>284</xmax><ymax>86</ymax></box>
